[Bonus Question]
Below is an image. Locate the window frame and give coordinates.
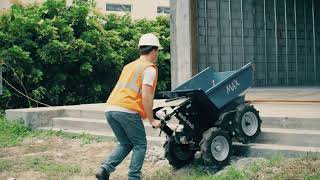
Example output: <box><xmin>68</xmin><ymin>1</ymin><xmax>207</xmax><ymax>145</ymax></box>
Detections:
<box><xmin>106</xmin><ymin>3</ymin><xmax>132</xmax><ymax>12</ymax></box>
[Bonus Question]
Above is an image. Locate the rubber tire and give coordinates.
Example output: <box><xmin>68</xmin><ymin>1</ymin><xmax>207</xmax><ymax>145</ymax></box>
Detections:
<box><xmin>234</xmin><ymin>104</ymin><xmax>262</xmax><ymax>144</ymax></box>
<box><xmin>200</xmin><ymin>127</ymin><xmax>232</xmax><ymax>166</ymax></box>
<box><xmin>164</xmin><ymin>137</ymin><xmax>196</xmax><ymax>169</ymax></box>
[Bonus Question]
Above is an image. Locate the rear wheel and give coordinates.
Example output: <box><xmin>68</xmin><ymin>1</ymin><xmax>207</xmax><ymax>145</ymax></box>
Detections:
<box><xmin>164</xmin><ymin>137</ymin><xmax>196</xmax><ymax>169</ymax></box>
<box><xmin>200</xmin><ymin>128</ymin><xmax>232</xmax><ymax>166</ymax></box>
<box><xmin>234</xmin><ymin>104</ymin><xmax>262</xmax><ymax>144</ymax></box>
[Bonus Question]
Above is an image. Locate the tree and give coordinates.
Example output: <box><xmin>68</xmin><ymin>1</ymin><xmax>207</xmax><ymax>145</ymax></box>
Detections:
<box><xmin>0</xmin><ymin>0</ymin><xmax>170</xmax><ymax>110</ymax></box>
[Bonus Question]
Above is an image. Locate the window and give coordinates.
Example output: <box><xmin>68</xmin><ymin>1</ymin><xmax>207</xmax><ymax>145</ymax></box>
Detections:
<box><xmin>106</xmin><ymin>4</ymin><xmax>131</xmax><ymax>12</ymax></box>
<box><xmin>157</xmin><ymin>6</ymin><xmax>170</xmax><ymax>14</ymax></box>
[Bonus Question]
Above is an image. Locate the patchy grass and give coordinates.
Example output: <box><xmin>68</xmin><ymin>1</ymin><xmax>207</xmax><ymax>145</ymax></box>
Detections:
<box><xmin>0</xmin><ymin>159</ymin><xmax>13</xmax><ymax>172</ymax></box>
<box><xmin>24</xmin><ymin>156</ymin><xmax>82</xmax><ymax>175</ymax></box>
<box><xmin>300</xmin><ymin>152</ymin><xmax>320</xmax><ymax>161</ymax></box>
<box><xmin>0</xmin><ymin>115</ymin><xmax>116</xmax><ymax>179</ymax></box>
<box><xmin>151</xmin><ymin>153</ymin><xmax>320</xmax><ymax>180</ymax></box>
<box><xmin>213</xmin><ymin>166</ymin><xmax>246</xmax><ymax>180</ymax></box>
<box><xmin>0</xmin><ymin>115</ymin><xmax>114</xmax><ymax>148</ymax></box>
<box><xmin>28</xmin><ymin>129</ymin><xmax>115</xmax><ymax>145</ymax></box>
<box><xmin>255</xmin><ymin>153</ymin><xmax>320</xmax><ymax>180</ymax></box>
<box><xmin>1</xmin><ymin>114</ymin><xmax>320</xmax><ymax>179</ymax></box>
<box><xmin>0</xmin><ymin>115</ymin><xmax>31</xmax><ymax>148</ymax></box>
<box><xmin>22</xmin><ymin>143</ymin><xmax>50</xmax><ymax>154</ymax></box>
<box><xmin>267</xmin><ymin>153</ymin><xmax>284</xmax><ymax>166</ymax></box>
<box><xmin>151</xmin><ymin>166</ymin><xmax>172</xmax><ymax>180</ymax></box>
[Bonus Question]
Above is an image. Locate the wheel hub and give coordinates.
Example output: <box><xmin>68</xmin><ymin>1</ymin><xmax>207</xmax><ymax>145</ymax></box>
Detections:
<box><xmin>210</xmin><ymin>136</ymin><xmax>229</xmax><ymax>162</ymax></box>
<box><xmin>242</xmin><ymin>111</ymin><xmax>259</xmax><ymax>136</ymax></box>
<box><xmin>215</xmin><ymin>145</ymin><xmax>222</xmax><ymax>151</ymax></box>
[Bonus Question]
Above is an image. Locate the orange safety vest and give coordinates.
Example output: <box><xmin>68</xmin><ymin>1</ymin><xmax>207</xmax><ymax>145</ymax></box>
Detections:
<box><xmin>106</xmin><ymin>58</ymin><xmax>158</xmax><ymax>119</ymax></box>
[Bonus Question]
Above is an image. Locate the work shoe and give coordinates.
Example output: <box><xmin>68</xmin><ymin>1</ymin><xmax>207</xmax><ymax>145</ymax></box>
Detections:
<box><xmin>95</xmin><ymin>167</ymin><xmax>110</xmax><ymax>180</ymax></box>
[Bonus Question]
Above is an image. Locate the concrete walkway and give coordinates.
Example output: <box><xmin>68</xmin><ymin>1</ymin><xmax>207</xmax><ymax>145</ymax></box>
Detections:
<box><xmin>5</xmin><ymin>87</ymin><xmax>320</xmax><ymax>158</ymax></box>
<box><xmin>59</xmin><ymin>87</ymin><xmax>320</xmax><ymax>119</ymax></box>
<box><xmin>57</xmin><ymin>102</ymin><xmax>320</xmax><ymax>119</ymax></box>
<box><xmin>246</xmin><ymin>87</ymin><xmax>320</xmax><ymax>102</ymax></box>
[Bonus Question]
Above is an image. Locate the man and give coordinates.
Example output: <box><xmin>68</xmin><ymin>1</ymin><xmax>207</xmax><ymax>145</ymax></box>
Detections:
<box><xmin>96</xmin><ymin>33</ymin><xmax>162</xmax><ymax>180</ymax></box>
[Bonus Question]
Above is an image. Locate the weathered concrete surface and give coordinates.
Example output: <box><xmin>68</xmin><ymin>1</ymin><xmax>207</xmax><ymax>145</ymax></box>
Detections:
<box><xmin>170</xmin><ymin>0</ymin><xmax>198</xmax><ymax>89</ymax></box>
<box><xmin>246</xmin><ymin>87</ymin><xmax>320</xmax><ymax>102</ymax></box>
<box><xmin>7</xmin><ymin>100</ymin><xmax>320</xmax><ymax>129</ymax></box>
<box><xmin>48</xmin><ymin>116</ymin><xmax>320</xmax><ymax>147</ymax></box>
<box><xmin>5</xmin><ymin>88</ymin><xmax>320</xmax><ymax>157</ymax></box>
<box><xmin>5</xmin><ymin>107</ymin><xmax>64</xmax><ymax>128</ymax></box>
<box><xmin>38</xmin><ymin>127</ymin><xmax>320</xmax><ymax>158</ymax></box>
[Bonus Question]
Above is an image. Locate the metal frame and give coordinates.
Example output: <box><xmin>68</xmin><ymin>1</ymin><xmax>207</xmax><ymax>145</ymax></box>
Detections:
<box><xmin>264</xmin><ymin>0</ymin><xmax>268</xmax><ymax>85</ymax></box>
<box><xmin>312</xmin><ymin>0</ymin><xmax>317</xmax><ymax>83</ymax></box>
<box><xmin>229</xmin><ymin>0</ymin><xmax>233</xmax><ymax>70</ymax></box>
<box><xmin>204</xmin><ymin>0</ymin><xmax>209</xmax><ymax>68</ymax></box>
<box><xmin>241</xmin><ymin>0</ymin><xmax>245</xmax><ymax>66</ymax></box>
<box><xmin>294</xmin><ymin>0</ymin><xmax>298</xmax><ymax>84</ymax></box>
<box><xmin>218</xmin><ymin>0</ymin><xmax>222</xmax><ymax>71</ymax></box>
<box><xmin>304</xmin><ymin>0</ymin><xmax>308</xmax><ymax>83</ymax></box>
<box><xmin>197</xmin><ymin>0</ymin><xmax>317</xmax><ymax>86</ymax></box>
<box><xmin>274</xmin><ymin>0</ymin><xmax>279</xmax><ymax>84</ymax></box>
<box><xmin>252</xmin><ymin>0</ymin><xmax>257</xmax><ymax>86</ymax></box>
<box><xmin>285</xmin><ymin>0</ymin><xmax>289</xmax><ymax>85</ymax></box>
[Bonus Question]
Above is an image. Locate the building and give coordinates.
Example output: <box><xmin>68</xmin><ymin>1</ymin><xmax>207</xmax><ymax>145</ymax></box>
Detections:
<box><xmin>0</xmin><ymin>0</ymin><xmax>170</xmax><ymax>19</ymax></box>
<box><xmin>170</xmin><ymin>0</ymin><xmax>320</xmax><ymax>87</ymax></box>
<box><xmin>97</xmin><ymin>0</ymin><xmax>170</xmax><ymax>19</ymax></box>
<box><xmin>0</xmin><ymin>1</ymin><xmax>10</xmax><ymax>9</ymax></box>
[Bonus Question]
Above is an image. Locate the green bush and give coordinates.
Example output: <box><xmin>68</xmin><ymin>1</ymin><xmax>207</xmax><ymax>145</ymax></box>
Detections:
<box><xmin>0</xmin><ymin>0</ymin><xmax>170</xmax><ymax>110</ymax></box>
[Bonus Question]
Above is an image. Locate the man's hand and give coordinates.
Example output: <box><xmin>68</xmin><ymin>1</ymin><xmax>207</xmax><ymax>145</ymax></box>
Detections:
<box><xmin>150</xmin><ymin>119</ymin><xmax>161</xmax><ymax>129</ymax></box>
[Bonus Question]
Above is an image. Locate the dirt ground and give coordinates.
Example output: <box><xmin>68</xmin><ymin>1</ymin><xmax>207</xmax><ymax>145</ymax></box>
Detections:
<box><xmin>0</xmin><ymin>136</ymin><xmax>168</xmax><ymax>180</ymax></box>
<box><xmin>1</xmin><ymin>135</ymin><xmax>320</xmax><ymax>180</ymax></box>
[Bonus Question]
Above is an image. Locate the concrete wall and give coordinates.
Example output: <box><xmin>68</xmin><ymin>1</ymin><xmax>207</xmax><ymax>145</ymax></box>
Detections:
<box><xmin>170</xmin><ymin>0</ymin><xmax>198</xmax><ymax>89</ymax></box>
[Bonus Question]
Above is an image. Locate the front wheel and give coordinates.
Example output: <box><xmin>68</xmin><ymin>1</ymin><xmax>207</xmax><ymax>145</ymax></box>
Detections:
<box><xmin>164</xmin><ymin>137</ymin><xmax>196</xmax><ymax>169</ymax></box>
<box><xmin>200</xmin><ymin>128</ymin><xmax>232</xmax><ymax>166</ymax></box>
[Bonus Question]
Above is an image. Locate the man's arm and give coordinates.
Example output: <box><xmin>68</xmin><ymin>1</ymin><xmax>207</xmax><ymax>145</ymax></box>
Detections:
<box><xmin>142</xmin><ymin>84</ymin><xmax>161</xmax><ymax>128</ymax></box>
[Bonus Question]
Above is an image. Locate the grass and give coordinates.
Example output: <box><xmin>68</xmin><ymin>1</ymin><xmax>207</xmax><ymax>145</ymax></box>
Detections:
<box><xmin>300</xmin><ymin>152</ymin><xmax>320</xmax><ymax>161</ymax></box>
<box><xmin>0</xmin><ymin>114</ymin><xmax>114</xmax><ymax>148</ymax></box>
<box><xmin>261</xmin><ymin>153</ymin><xmax>320</xmax><ymax>180</ymax></box>
<box><xmin>150</xmin><ymin>153</ymin><xmax>320</xmax><ymax>180</ymax></box>
<box><xmin>268</xmin><ymin>153</ymin><xmax>284</xmax><ymax>166</ymax></box>
<box><xmin>151</xmin><ymin>166</ymin><xmax>172</xmax><ymax>180</ymax></box>
<box><xmin>0</xmin><ymin>159</ymin><xmax>13</xmax><ymax>172</ymax></box>
<box><xmin>0</xmin><ymin>114</ymin><xmax>114</xmax><ymax>179</ymax></box>
<box><xmin>28</xmin><ymin>129</ymin><xmax>115</xmax><ymax>145</ymax></box>
<box><xmin>24</xmin><ymin>156</ymin><xmax>81</xmax><ymax>174</ymax></box>
<box><xmin>1</xmin><ymin>114</ymin><xmax>320</xmax><ymax>179</ymax></box>
<box><xmin>212</xmin><ymin>166</ymin><xmax>246</xmax><ymax>180</ymax></box>
<box><xmin>0</xmin><ymin>115</ymin><xmax>31</xmax><ymax>148</ymax></box>
<box><xmin>21</xmin><ymin>156</ymin><xmax>90</xmax><ymax>180</ymax></box>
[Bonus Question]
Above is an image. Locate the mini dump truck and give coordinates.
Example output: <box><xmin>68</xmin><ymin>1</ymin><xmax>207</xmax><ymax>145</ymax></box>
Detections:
<box><xmin>153</xmin><ymin>62</ymin><xmax>262</xmax><ymax>168</ymax></box>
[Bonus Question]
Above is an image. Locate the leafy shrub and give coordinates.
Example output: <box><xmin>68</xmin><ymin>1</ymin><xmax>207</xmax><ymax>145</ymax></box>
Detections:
<box><xmin>0</xmin><ymin>0</ymin><xmax>170</xmax><ymax>110</ymax></box>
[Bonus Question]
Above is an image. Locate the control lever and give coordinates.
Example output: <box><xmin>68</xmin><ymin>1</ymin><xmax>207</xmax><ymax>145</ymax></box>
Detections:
<box><xmin>153</xmin><ymin>111</ymin><xmax>174</xmax><ymax>137</ymax></box>
<box><xmin>158</xmin><ymin>120</ymin><xmax>173</xmax><ymax>137</ymax></box>
<box><xmin>163</xmin><ymin>109</ymin><xmax>167</xmax><ymax>115</ymax></box>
